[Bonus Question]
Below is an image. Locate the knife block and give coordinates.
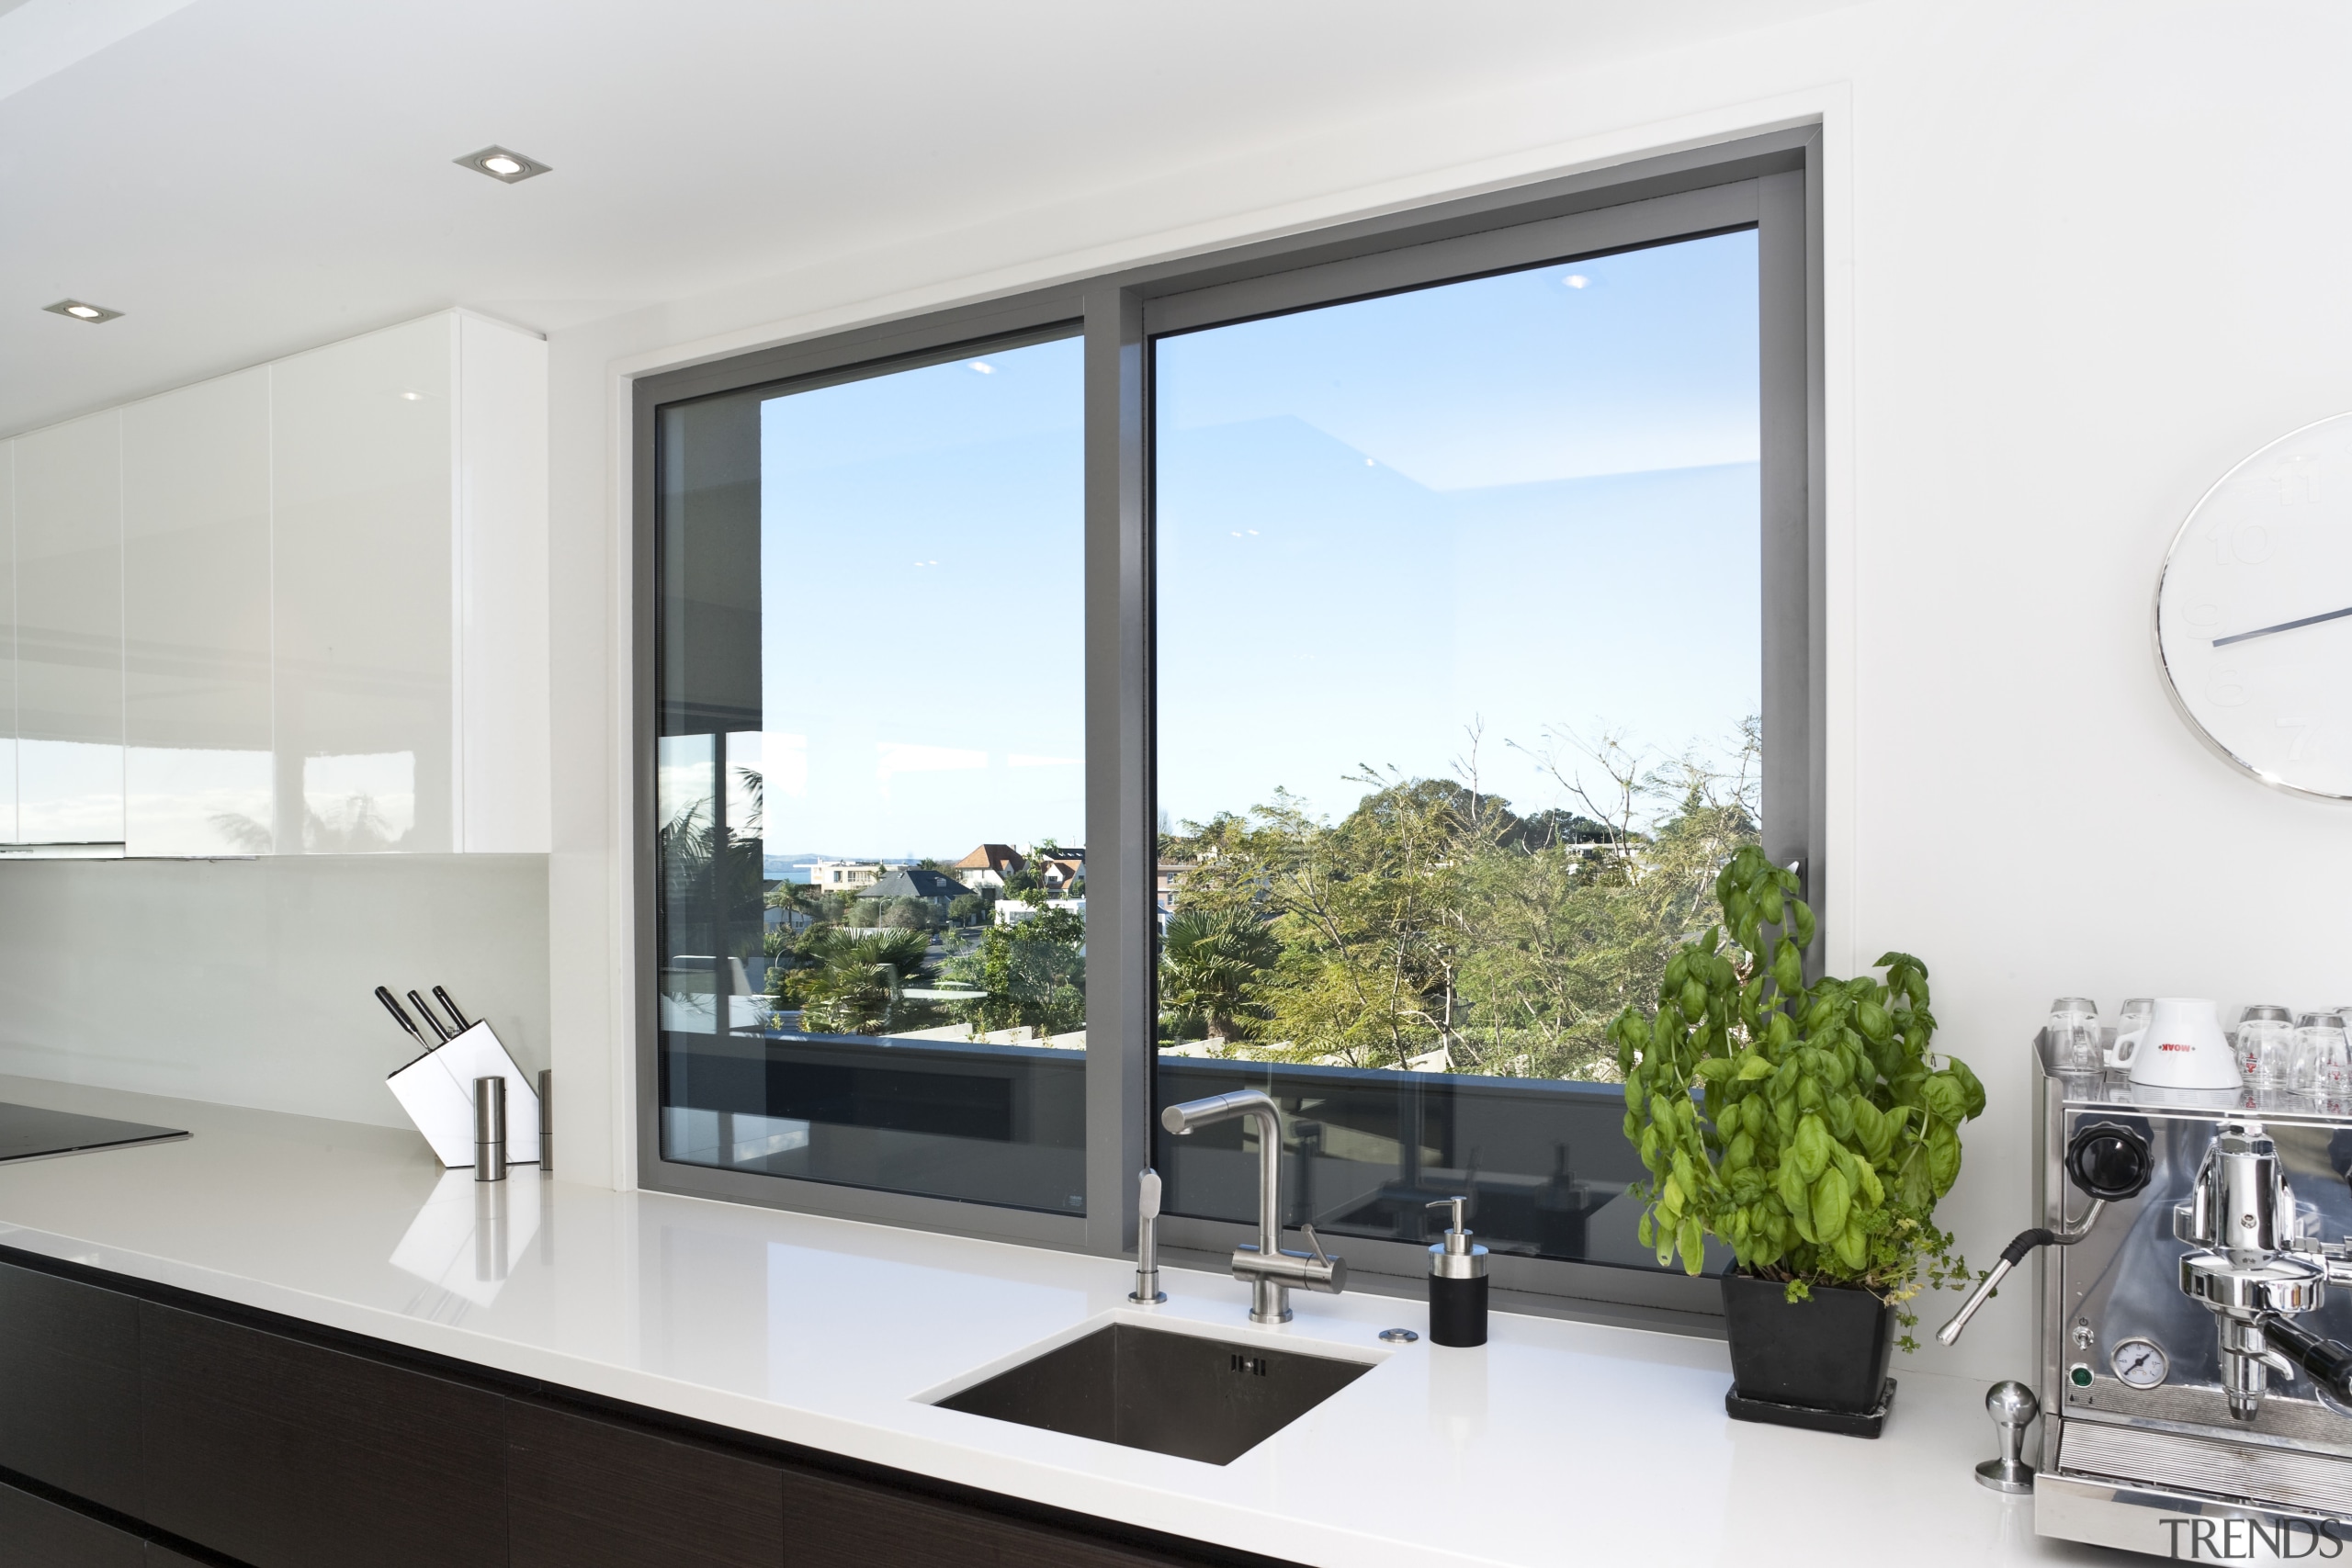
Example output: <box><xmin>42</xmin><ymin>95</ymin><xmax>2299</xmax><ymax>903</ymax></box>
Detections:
<box><xmin>386</xmin><ymin>1021</ymin><xmax>541</xmax><ymax>1168</ymax></box>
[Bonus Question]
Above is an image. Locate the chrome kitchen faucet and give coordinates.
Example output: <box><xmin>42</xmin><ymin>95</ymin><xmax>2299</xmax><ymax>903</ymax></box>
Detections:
<box><xmin>1159</xmin><ymin>1089</ymin><xmax>1345</xmax><ymax>1324</ymax></box>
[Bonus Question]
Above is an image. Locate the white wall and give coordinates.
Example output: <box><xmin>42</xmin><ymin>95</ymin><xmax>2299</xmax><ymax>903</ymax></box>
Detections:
<box><xmin>0</xmin><ymin>854</ymin><xmax>549</xmax><ymax>1127</ymax></box>
<box><xmin>533</xmin><ymin>0</ymin><xmax>2352</xmax><ymax>1385</ymax></box>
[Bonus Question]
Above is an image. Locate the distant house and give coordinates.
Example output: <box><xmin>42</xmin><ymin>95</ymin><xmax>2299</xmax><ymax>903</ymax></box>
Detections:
<box><xmin>1156</xmin><ymin>859</ymin><xmax>1194</xmax><ymax>918</ymax></box>
<box><xmin>950</xmin><ymin>843</ymin><xmax>1023</xmax><ymax>891</ymax></box>
<box><xmin>855</xmin><ymin>865</ymin><xmax>972</xmax><ymax>916</ymax></box>
<box><xmin>997</xmin><ymin>897</ymin><xmax>1084</xmax><ymax>927</ymax></box>
<box><xmin>1039</xmin><ymin>857</ymin><xmax>1084</xmax><ymax>894</ymax></box>
<box><xmin>810</xmin><ymin>860</ymin><xmax>885</xmax><ymax>893</ymax></box>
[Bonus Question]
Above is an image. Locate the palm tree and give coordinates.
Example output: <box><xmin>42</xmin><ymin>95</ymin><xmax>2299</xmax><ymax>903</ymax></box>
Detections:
<box><xmin>794</xmin><ymin>928</ymin><xmax>932</xmax><ymax>1035</ymax></box>
<box><xmin>1159</xmin><ymin>909</ymin><xmax>1277</xmax><ymax>1042</ymax></box>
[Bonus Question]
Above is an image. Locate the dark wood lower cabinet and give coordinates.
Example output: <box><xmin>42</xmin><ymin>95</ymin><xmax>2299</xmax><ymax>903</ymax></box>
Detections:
<box><xmin>0</xmin><ymin>1479</ymin><xmax>143</xmax><ymax>1568</ymax></box>
<box><xmin>0</xmin><ymin>1252</ymin><xmax>1288</xmax><ymax>1568</ymax></box>
<box><xmin>508</xmin><ymin>1400</ymin><xmax>782</xmax><ymax>1568</ymax></box>
<box><xmin>779</xmin><ymin>1468</ymin><xmax>1202</xmax><ymax>1568</ymax></box>
<box><xmin>139</xmin><ymin>1303</ymin><xmax>508</xmax><ymax>1568</ymax></box>
<box><xmin>0</xmin><ymin>1261</ymin><xmax>141</xmax><ymax>1515</ymax></box>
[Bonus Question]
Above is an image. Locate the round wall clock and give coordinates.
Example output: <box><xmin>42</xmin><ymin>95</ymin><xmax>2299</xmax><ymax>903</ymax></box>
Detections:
<box><xmin>2155</xmin><ymin>412</ymin><xmax>2352</xmax><ymax>799</ymax></box>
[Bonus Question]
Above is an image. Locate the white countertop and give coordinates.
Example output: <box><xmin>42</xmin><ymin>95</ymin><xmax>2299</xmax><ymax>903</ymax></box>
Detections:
<box><xmin>0</xmin><ymin>1076</ymin><xmax>2113</xmax><ymax>1568</ymax></box>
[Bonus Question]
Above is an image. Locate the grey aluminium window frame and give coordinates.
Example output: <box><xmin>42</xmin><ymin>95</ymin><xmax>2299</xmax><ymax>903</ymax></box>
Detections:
<box><xmin>629</xmin><ymin>124</ymin><xmax>1824</xmax><ymax>1329</ymax></box>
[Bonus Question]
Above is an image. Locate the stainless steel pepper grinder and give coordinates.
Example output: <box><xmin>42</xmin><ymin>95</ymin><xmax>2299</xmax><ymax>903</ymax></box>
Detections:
<box><xmin>474</xmin><ymin>1076</ymin><xmax>507</xmax><ymax>1183</ymax></box>
<box><xmin>1976</xmin><ymin>1380</ymin><xmax>2037</xmax><ymax>1493</ymax></box>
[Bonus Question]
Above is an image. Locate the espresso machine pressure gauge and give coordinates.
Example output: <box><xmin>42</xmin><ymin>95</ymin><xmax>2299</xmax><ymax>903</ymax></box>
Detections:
<box><xmin>2109</xmin><ymin>1337</ymin><xmax>2168</xmax><ymax>1389</ymax></box>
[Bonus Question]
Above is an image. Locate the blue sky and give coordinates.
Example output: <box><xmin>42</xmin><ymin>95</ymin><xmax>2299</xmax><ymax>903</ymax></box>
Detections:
<box><xmin>744</xmin><ymin>230</ymin><xmax>1759</xmax><ymax>862</ymax></box>
<box><xmin>755</xmin><ymin>337</ymin><xmax>1085</xmax><ymax>863</ymax></box>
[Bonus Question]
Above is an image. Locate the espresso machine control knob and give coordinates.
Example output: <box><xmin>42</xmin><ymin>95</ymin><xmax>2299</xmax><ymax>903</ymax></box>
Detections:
<box><xmin>1939</xmin><ymin>1123</ymin><xmax>2151</xmax><ymax>1347</ymax></box>
<box><xmin>1976</xmin><ymin>1381</ymin><xmax>2038</xmax><ymax>1494</ymax></box>
<box><xmin>2068</xmin><ymin>1122</ymin><xmax>2156</xmax><ymax>1201</ymax></box>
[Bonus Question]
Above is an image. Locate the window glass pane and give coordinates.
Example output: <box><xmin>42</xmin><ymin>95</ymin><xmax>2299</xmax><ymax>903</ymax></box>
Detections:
<box><xmin>1153</xmin><ymin>231</ymin><xmax>1758</xmax><ymax>1269</ymax></box>
<box><xmin>655</xmin><ymin>333</ymin><xmax>1087</xmax><ymax>1213</ymax></box>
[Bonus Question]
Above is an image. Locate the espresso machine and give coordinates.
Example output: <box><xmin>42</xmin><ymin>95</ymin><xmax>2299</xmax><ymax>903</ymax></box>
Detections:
<box><xmin>1940</xmin><ymin>1035</ymin><xmax>2352</xmax><ymax>1557</ymax></box>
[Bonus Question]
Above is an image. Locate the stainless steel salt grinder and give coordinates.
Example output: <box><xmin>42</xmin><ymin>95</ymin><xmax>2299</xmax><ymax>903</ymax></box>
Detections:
<box><xmin>1975</xmin><ymin>1381</ymin><xmax>2038</xmax><ymax>1494</ymax></box>
<box><xmin>1425</xmin><ymin>1196</ymin><xmax>1488</xmax><ymax>1347</ymax></box>
<box><xmin>1130</xmin><ymin>1168</ymin><xmax>1166</xmax><ymax>1304</ymax></box>
<box><xmin>474</xmin><ymin>1076</ymin><xmax>507</xmax><ymax>1183</ymax></box>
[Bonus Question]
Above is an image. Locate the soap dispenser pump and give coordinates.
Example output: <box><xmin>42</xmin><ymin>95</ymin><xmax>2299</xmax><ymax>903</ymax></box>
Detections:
<box><xmin>1425</xmin><ymin>1196</ymin><xmax>1488</xmax><ymax>1347</ymax></box>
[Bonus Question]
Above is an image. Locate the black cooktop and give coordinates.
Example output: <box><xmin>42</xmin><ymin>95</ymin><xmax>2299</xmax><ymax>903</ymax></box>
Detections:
<box><xmin>0</xmin><ymin>1102</ymin><xmax>188</xmax><ymax>1164</ymax></box>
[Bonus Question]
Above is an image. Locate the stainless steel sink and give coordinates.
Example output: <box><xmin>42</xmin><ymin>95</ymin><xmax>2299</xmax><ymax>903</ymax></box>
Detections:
<box><xmin>932</xmin><ymin>1321</ymin><xmax>1373</xmax><ymax>1465</ymax></box>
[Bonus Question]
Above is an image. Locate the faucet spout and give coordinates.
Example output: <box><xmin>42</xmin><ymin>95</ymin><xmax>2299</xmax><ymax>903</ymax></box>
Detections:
<box><xmin>1160</xmin><ymin>1089</ymin><xmax>1344</xmax><ymax>1323</ymax></box>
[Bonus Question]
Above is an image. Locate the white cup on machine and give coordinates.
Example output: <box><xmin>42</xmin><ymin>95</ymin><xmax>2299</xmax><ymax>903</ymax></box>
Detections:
<box><xmin>2109</xmin><ymin>998</ymin><xmax>2243</xmax><ymax>1090</ymax></box>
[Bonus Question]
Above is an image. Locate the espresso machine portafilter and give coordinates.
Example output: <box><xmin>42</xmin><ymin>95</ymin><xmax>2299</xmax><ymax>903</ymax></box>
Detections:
<box><xmin>2172</xmin><ymin>1121</ymin><xmax>2352</xmax><ymax>1420</ymax></box>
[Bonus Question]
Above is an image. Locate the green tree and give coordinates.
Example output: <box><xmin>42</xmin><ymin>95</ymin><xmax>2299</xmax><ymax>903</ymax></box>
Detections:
<box><xmin>782</xmin><ymin>928</ymin><xmax>932</xmax><ymax>1036</ymax></box>
<box><xmin>945</xmin><ymin>908</ymin><xmax>1085</xmax><ymax>1036</ymax></box>
<box><xmin>1169</xmin><ymin>775</ymin><xmax>1464</xmax><ymax>1068</ymax></box>
<box><xmin>1154</xmin><ymin>720</ymin><xmax>1761</xmax><ymax>1080</ymax></box>
<box><xmin>1159</xmin><ymin>908</ymin><xmax>1278</xmax><ymax>1041</ymax></box>
<box><xmin>877</xmin><ymin>897</ymin><xmax>936</xmax><ymax>931</ymax></box>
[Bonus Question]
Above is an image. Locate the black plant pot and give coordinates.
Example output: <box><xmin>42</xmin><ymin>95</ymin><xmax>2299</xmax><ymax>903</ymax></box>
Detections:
<box><xmin>1720</xmin><ymin>1272</ymin><xmax>1897</xmax><ymax>1437</ymax></box>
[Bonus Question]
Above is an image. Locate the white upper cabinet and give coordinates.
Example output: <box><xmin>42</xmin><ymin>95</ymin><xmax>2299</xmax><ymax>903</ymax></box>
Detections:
<box><xmin>13</xmin><ymin>410</ymin><xmax>126</xmax><ymax>851</ymax></box>
<box><xmin>273</xmin><ymin>316</ymin><xmax>458</xmax><ymax>853</ymax></box>
<box><xmin>453</xmin><ymin>314</ymin><xmax>550</xmax><ymax>855</ymax></box>
<box><xmin>0</xmin><ymin>443</ymin><xmax>16</xmax><ymax>843</ymax></box>
<box><xmin>0</xmin><ymin>309</ymin><xmax>548</xmax><ymax>858</ymax></box>
<box><xmin>123</xmin><ymin>367</ymin><xmax>273</xmax><ymax>857</ymax></box>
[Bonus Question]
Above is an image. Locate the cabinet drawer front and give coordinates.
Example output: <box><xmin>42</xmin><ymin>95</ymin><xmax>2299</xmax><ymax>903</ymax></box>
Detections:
<box><xmin>139</xmin><ymin>1304</ymin><xmax>503</xmax><ymax>1568</ymax></box>
<box><xmin>508</xmin><ymin>1401</ymin><xmax>781</xmax><ymax>1568</ymax></box>
<box><xmin>0</xmin><ymin>1260</ymin><xmax>141</xmax><ymax>1515</ymax></box>
<box><xmin>0</xmin><ymin>1479</ymin><xmax>144</xmax><ymax>1568</ymax></box>
<box><xmin>780</xmin><ymin>1469</ymin><xmax>1182</xmax><ymax>1568</ymax></box>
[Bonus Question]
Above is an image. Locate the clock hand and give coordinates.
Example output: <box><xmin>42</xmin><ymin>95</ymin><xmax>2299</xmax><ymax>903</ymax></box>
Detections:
<box><xmin>2212</xmin><ymin>604</ymin><xmax>2352</xmax><ymax>649</ymax></box>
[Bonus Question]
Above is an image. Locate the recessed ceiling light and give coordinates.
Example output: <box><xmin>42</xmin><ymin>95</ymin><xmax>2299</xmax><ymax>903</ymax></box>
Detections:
<box><xmin>44</xmin><ymin>299</ymin><xmax>121</xmax><ymax>324</ymax></box>
<box><xmin>1563</xmin><ymin>274</ymin><xmax>1590</xmax><ymax>289</ymax></box>
<box><xmin>454</xmin><ymin>145</ymin><xmax>550</xmax><ymax>184</ymax></box>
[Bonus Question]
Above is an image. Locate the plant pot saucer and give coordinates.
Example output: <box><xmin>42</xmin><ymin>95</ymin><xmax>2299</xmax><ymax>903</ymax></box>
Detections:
<box><xmin>1724</xmin><ymin>1377</ymin><xmax>1896</xmax><ymax>1438</ymax></box>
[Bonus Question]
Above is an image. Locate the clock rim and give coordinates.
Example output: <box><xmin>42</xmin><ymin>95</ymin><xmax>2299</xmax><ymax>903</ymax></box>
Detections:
<box><xmin>2152</xmin><ymin>408</ymin><xmax>2352</xmax><ymax>804</ymax></box>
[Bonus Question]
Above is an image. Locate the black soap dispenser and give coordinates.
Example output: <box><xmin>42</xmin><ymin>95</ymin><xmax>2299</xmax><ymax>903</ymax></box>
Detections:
<box><xmin>1425</xmin><ymin>1196</ymin><xmax>1488</xmax><ymax>1347</ymax></box>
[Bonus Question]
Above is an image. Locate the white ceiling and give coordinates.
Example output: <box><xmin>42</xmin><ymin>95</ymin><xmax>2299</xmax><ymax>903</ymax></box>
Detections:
<box><xmin>1</xmin><ymin>0</ymin><xmax>1855</xmax><ymax>438</ymax></box>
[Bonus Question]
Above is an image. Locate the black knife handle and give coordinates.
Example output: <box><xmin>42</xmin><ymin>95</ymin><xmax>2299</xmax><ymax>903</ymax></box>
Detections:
<box><xmin>375</xmin><ymin>987</ymin><xmax>424</xmax><ymax>1042</ymax></box>
<box><xmin>431</xmin><ymin>986</ymin><xmax>471</xmax><ymax>1032</ymax></box>
<box><xmin>407</xmin><ymin>990</ymin><xmax>452</xmax><ymax>1043</ymax></box>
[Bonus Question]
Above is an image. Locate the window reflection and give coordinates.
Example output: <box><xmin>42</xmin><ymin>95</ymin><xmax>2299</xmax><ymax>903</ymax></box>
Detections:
<box><xmin>18</xmin><ymin>739</ymin><xmax>124</xmax><ymax>846</ymax></box>
<box><xmin>655</xmin><ymin>333</ymin><xmax>1087</xmax><ymax>1213</ymax></box>
<box><xmin>128</xmin><ymin>747</ymin><xmax>274</xmax><ymax>856</ymax></box>
<box><xmin>300</xmin><ymin>750</ymin><xmax>416</xmax><ymax>852</ymax></box>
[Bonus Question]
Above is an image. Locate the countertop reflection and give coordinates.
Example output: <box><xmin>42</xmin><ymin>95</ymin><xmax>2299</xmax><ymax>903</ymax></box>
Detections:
<box><xmin>0</xmin><ymin>1074</ymin><xmax>2102</xmax><ymax>1568</ymax></box>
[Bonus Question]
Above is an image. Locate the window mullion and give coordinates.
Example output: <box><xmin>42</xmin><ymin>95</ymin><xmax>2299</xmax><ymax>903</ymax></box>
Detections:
<box><xmin>1081</xmin><ymin>286</ymin><xmax>1151</xmax><ymax>1258</ymax></box>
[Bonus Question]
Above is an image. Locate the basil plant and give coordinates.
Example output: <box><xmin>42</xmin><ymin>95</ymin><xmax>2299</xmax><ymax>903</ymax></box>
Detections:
<box><xmin>1611</xmin><ymin>846</ymin><xmax>1984</xmax><ymax>1330</ymax></box>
